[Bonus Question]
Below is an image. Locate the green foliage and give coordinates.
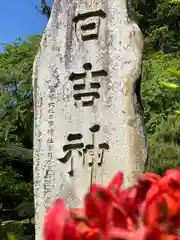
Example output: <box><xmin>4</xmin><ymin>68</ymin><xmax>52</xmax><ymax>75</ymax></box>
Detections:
<box><xmin>7</xmin><ymin>233</ymin><xmax>16</xmax><ymax>240</ymax></box>
<box><xmin>0</xmin><ymin>0</ymin><xmax>179</xmax><ymax>239</ymax></box>
<box><xmin>169</xmin><ymin>0</ymin><xmax>180</xmax><ymax>3</ymax></box>
<box><xmin>141</xmin><ymin>50</ymin><xmax>180</xmax><ymax>175</ymax></box>
<box><xmin>141</xmin><ymin>52</ymin><xmax>180</xmax><ymax>133</ymax></box>
<box><xmin>132</xmin><ymin>0</ymin><xmax>180</xmax><ymax>52</ymax></box>
<box><xmin>16</xmin><ymin>202</ymin><xmax>34</xmax><ymax>222</ymax></box>
<box><xmin>159</xmin><ymin>81</ymin><xmax>180</xmax><ymax>90</ymax></box>
<box><xmin>160</xmin><ymin>68</ymin><xmax>180</xmax><ymax>91</ymax></box>
<box><xmin>0</xmin><ymin>36</ymin><xmax>40</xmax><ymax>239</ymax></box>
<box><xmin>0</xmin><ymin>169</ymin><xmax>33</xmax><ymax>207</ymax></box>
<box><xmin>0</xmin><ymin>221</ymin><xmax>34</xmax><ymax>240</ymax></box>
<box><xmin>158</xmin><ymin>63</ymin><xmax>180</xmax><ymax>116</ymax></box>
<box><xmin>167</xmin><ymin>68</ymin><xmax>180</xmax><ymax>77</ymax></box>
<box><xmin>0</xmin><ymin>35</ymin><xmax>41</xmax><ymax>148</ymax></box>
<box><xmin>146</xmin><ymin>115</ymin><xmax>180</xmax><ymax>175</ymax></box>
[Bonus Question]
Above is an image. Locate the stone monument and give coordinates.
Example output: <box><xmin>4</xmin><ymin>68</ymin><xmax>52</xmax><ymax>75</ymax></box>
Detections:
<box><xmin>33</xmin><ymin>0</ymin><xmax>147</xmax><ymax>239</ymax></box>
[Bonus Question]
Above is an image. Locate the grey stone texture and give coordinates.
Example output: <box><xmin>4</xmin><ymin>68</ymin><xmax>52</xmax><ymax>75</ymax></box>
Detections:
<box><xmin>33</xmin><ymin>0</ymin><xmax>147</xmax><ymax>239</ymax></box>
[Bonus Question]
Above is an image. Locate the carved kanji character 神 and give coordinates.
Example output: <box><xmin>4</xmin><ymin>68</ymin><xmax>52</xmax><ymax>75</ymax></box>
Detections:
<box><xmin>58</xmin><ymin>125</ymin><xmax>109</xmax><ymax>177</ymax></box>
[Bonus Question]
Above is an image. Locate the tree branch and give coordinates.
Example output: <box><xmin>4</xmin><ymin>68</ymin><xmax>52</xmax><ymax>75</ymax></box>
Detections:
<box><xmin>40</xmin><ymin>0</ymin><xmax>52</xmax><ymax>20</ymax></box>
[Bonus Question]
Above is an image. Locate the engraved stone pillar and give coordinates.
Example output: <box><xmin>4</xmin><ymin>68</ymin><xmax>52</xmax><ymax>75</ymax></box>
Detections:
<box><xmin>33</xmin><ymin>0</ymin><xmax>147</xmax><ymax>239</ymax></box>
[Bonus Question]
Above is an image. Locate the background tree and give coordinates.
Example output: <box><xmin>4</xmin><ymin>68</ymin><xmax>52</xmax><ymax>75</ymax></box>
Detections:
<box><xmin>39</xmin><ymin>0</ymin><xmax>52</xmax><ymax>19</ymax></box>
<box><xmin>0</xmin><ymin>35</ymin><xmax>41</xmax><ymax>240</ymax></box>
<box><xmin>132</xmin><ymin>0</ymin><xmax>180</xmax><ymax>52</ymax></box>
<box><xmin>0</xmin><ymin>0</ymin><xmax>179</xmax><ymax>238</ymax></box>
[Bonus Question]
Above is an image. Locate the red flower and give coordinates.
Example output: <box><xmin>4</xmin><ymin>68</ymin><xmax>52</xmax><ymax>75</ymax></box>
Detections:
<box><xmin>111</xmin><ymin>172</ymin><xmax>161</xmax><ymax>224</ymax></box>
<box><xmin>145</xmin><ymin>226</ymin><xmax>178</xmax><ymax>240</ymax></box>
<box><xmin>44</xmin><ymin>169</ymin><xmax>180</xmax><ymax>240</ymax></box>
<box><xmin>64</xmin><ymin>209</ymin><xmax>100</xmax><ymax>240</ymax></box>
<box><xmin>44</xmin><ymin>200</ymin><xmax>69</xmax><ymax>240</ymax></box>
<box><xmin>84</xmin><ymin>184</ymin><xmax>112</xmax><ymax>228</ymax></box>
<box><xmin>108</xmin><ymin>171</ymin><xmax>123</xmax><ymax>198</ymax></box>
<box><xmin>142</xmin><ymin>169</ymin><xmax>180</xmax><ymax>230</ymax></box>
<box><xmin>44</xmin><ymin>200</ymin><xmax>99</xmax><ymax>240</ymax></box>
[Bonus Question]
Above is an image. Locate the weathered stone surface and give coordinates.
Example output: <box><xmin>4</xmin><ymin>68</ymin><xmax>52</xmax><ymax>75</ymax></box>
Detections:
<box><xmin>33</xmin><ymin>0</ymin><xmax>147</xmax><ymax>239</ymax></box>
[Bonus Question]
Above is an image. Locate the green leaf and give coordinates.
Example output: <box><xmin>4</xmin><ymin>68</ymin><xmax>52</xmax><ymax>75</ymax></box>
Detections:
<box><xmin>175</xmin><ymin>110</ymin><xmax>180</xmax><ymax>114</ymax></box>
<box><xmin>7</xmin><ymin>232</ymin><xmax>16</xmax><ymax>240</ymax></box>
<box><xmin>167</xmin><ymin>68</ymin><xmax>180</xmax><ymax>77</ymax></box>
<box><xmin>16</xmin><ymin>201</ymin><xmax>34</xmax><ymax>218</ymax></box>
<box><xmin>0</xmin><ymin>147</ymin><xmax>8</xmax><ymax>151</ymax></box>
<box><xmin>159</xmin><ymin>81</ymin><xmax>180</xmax><ymax>90</ymax></box>
<box><xmin>168</xmin><ymin>0</ymin><xmax>180</xmax><ymax>3</ymax></box>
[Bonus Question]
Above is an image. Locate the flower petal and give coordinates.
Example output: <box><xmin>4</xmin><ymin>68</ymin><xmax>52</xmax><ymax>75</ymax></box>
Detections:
<box><xmin>112</xmin><ymin>203</ymin><xmax>134</xmax><ymax>229</ymax></box>
<box><xmin>44</xmin><ymin>200</ymin><xmax>69</xmax><ymax>240</ymax></box>
<box><xmin>146</xmin><ymin>227</ymin><xmax>178</xmax><ymax>240</ymax></box>
<box><xmin>109</xmin><ymin>227</ymin><xmax>135</xmax><ymax>240</ymax></box>
<box><xmin>138</xmin><ymin>173</ymin><xmax>161</xmax><ymax>184</ymax></box>
<box><xmin>165</xmin><ymin>168</ymin><xmax>180</xmax><ymax>184</ymax></box>
<box><xmin>108</xmin><ymin>171</ymin><xmax>123</xmax><ymax>196</ymax></box>
<box><xmin>84</xmin><ymin>184</ymin><xmax>113</xmax><ymax>230</ymax></box>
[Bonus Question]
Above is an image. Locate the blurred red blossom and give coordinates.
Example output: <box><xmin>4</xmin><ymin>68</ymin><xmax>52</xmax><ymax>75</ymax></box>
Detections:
<box><xmin>44</xmin><ymin>168</ymin><xmax>180</xmax><ymax>240</ymax></box>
